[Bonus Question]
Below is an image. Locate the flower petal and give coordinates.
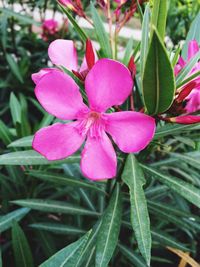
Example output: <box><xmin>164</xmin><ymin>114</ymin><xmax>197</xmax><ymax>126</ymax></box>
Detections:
<box><xmin>81</xmin><ymin>131</ymin><xmax>117</xmax><ymax>180</ymax></box>
<box><xmin>32</xmin><ymin>68</ymin><xmax>55</xmax><ymax>85</ymax></box>
<box><xmin>105</xmin><ymin>111</ymin><xmax>156</xmax><ymax>153</ymax></box>
<box><xmin>185</xmin><ymin>89</ymin><xmax>200</xmax><ymax>113</ymax></box>
<box><xmin>85</xmin><ymin>59</ymin><xmax>133</xmax><ymax>112</ymax></box>
<box><xmin>33</xmin><ymin>122</ymin><xmax>85</xmax><ymax>160</ymax></box>
<box><xmin>35</xmin><ymin>69</ymin><xmax>88</xmax><ymax>120</ymax></box>
<box><xmin>48</xmin><ymin>39</ymin><xmax>78</xmax><ymax>71</ymax></box>
<box><xmin>188</xmin><ymin>40</ymin><xmax>199</xmax><ymax>61</ymax></box>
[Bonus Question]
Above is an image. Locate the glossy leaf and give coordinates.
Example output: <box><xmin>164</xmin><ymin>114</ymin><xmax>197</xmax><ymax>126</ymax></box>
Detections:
<box><xmin>30</xmin><ymin>223</ymin><xmax>86</xmax><ymax>235</ymax></box>
<box><xmin>151</xmin><ymin>0</ymin><xmax>168</xmax><ymax>40</ymax></box>
<box><xmin>27</xmin><ymin>170</ymin><xmax>106</xmax><ymax>195</ymax></box>
<box><xmin>90</xmin><ymin>2</ymin><xmax>112</xmax><ymax>58</ymax></box>
<box><xmin>9</xmin><ymin>92</ymin><xmax>21</xmax><ymax>125</ymax></box>
<box><xmin>96</xmin><ymin>183</ymin><xmax>122</xmax><ymax>267</ymax></box>
<box><xmin>140</xmin><ymin>4</ymin><xmax>150</xmax><ymax>75</ymax></box>
<box><xmin>141</xmin><ymin>164</ymin><xmax>200</xmax><ymax>209</ymax></box>
<box><xmin>0</xmin><ymin>208</ymin><xmax>30</xmax><ymax>233</ymax></box>
<box><xmin>118</xmin><ymin>244</ymin><xmax>148</xmax><ymax>267</ymax></box>
<box><xmin>142</xmin><ymin>29</ymin><xmax>175</xmax><ymax>114</ymax></box>
<box><xmin>39</xmin><ymin>231</ymin><xmax>91</xmax><ymax>267</ymax></box>
<box><xmin>122</xmin><ymin>155</ymin><xmax>151</xmax><ymax>266</ymax></box>
<box><xmin>12</xmin><ymin>199</ymin><xmax>100</xmax><ymax>217</ymax></box>
<box><xmin>8</xmin><ymin>136</ymin><xmax>33</xmax><ymax>148</ymax></box>
<box><xmin>0</xmin><ymin>150</ymin><xmax>80</xmax><ymax>165</ymax></box>
<box><xmin>12</xmin><ymin>222</ymin><xmax>34</xmax><ymax>267</ymax></box>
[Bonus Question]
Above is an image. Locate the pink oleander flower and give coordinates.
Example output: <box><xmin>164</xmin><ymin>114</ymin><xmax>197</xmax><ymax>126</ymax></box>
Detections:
<box><xmin>32</xmin><ymin>59</ymin><xmax>155</xmax><ymax>180</ymax></box>
<box><xmin>32</xmin><ymin>39</ymin><xmax>97</xmax><ymax>84</ymax></box>
<box><xmin>175</xmin><ymin>40</ymin><xmax>200</xmax><ymax>113</ymax></box>
<box><xmin>42</xmin><ymin>19</ymin><xmax>58</xmax><ymax>35</ymax></box>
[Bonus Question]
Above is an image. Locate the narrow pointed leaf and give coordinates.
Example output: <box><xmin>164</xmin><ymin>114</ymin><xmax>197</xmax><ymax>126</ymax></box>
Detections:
<box><xmin>12</xmin><ymin>222</ymin><xmax>34</xmax><ymax>267</ymax></box>
<box><xmin>0</xmin><ymin>208</ymin><xmax>30</xmax><ymax>233</ymax></box>
<box><xmin>59</xmin><ymin>5</ymin><xmax>88</xmax><ymax>42</ymax></box>
<box><xmin>6</xmin><ymin>54</ymin><xmax>24</xmax><ymax>83</ymax></box>
<box><xmin>123</xmin><ymin>38</ymin><xmax>134</xmax><ymax>65</ymax></box>
<box><xmin>30</xmin><ymin>223</ymin><xmax>86</xmax><ymax>235</ymax></box>
<box><xmin>12</xmin><ymin>199</ymin><xmax>100</xmax><ymax>217</ymax></box>
<box><xmin>142</xmin><ymin>29</ymin><xmax>175</xmax><ymax>114</ymax></box>
<box><xmin>9</xmin><ymin>92</ymin><xmax>21</xmax><ymax>125</ymax></box>
<box><xmin>27</xmin><ymin>170</ymin><xmax>106</xmax><ymax>195</ymax></box>
<box><xmin>0</xmin><ymin>150</ymin><xmax>80</xmax><ymax>165</ymax></box>
<box><xmin>90</xmin><ymin>2</ymin><xmax>112</xmax><ymax>58</ymax></box>
<box><xmin>8</xmin><ymin>136</ymin><xmax>33</xmax><ymax>148</ymax></box>
<box><xmin>151</xmin><ymin>0</ymin><xmax>168</xmax><ymax>40</ymax></box>
<box><xmin>141</xmin><ymin>164</ymin><xmax>200</xmax><ymax>209</ymax></box>
<box><xmin>118</xmin><ymin>244</ymin><xmax>148</xmax><ymax>267</ymax></box>
<box><xmin>96</xmin><ymin>183</ymin><xmax>122</xmax><ymax>267</ymax></box>
<box><xmin>122</xmin><ymin>155</ymin><xmax>151</xmax><ymax>266</ymax></box>
<box><xmin>39</xmin><ymin>231</ymin><xmax>91</xmax><ymax>267</ymax></box>
<box><xmin>140</xmin><ymin>4</ymin><xmax>150</xmax><ymax>75</ymax></box>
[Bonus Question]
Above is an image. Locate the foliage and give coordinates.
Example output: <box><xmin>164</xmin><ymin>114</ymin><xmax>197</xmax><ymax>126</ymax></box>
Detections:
<box><xmin>0</xmin><ymin>0</ymin><xmax>200</xmax><ymax>267</ymax></box>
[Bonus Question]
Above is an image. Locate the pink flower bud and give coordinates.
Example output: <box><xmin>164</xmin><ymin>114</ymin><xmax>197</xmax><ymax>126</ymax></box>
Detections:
<box><xmin>169</xmin><ymin>115</ymin><xmax>200</xmax><ymax>124</ymax></box>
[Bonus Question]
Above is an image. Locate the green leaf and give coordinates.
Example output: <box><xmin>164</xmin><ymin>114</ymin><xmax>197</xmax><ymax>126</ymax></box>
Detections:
<box><xmin>151</xmin><ymin>0</ymin><xmax>168</xmax><ymax>40</ymax></box>
<box><xmin>96</xmin><ymin>183</ymin><xmax>122</xmax><ymax>267</ymax></box>
<box><xmin>176</xmin><ymin>50</ymin><xmax>200</xmax><ymax>85</ymax></box>
<box><xmin>6</xmin><ymin>54</ymin><xmax>24</xmax><ymax>83</ymax></box>
<box><xmin>151</xmin><ymin>229</ymin><xmax>189</xmax><ymax>251</ymax></box>
<box><xmin>39</xmin><ymin>231</ymin><xmax>91</xmax><ymax>267</ymax></box>
<box><xmin>0</xmin><ymin>119</ymin><xmax>13</xmax><ymax>145</ymax></box>
<box><xmin>9</xmin><ymin>93</ymin><xmax>21</xmax><ymax>125</ymax></box>
<box><xmin>118</xmin><ymin>244</ymin><xmax>148</xmax><ymax>267</ymax></box>
<box><xmin>74</xmin><ymin>221</ymin><xmax>102</xmax><ymax>267</ymax></box>
<box><xmin>123</xmin><ymin>38</ymin><xmax>134</xmax><ymax>65</ymax></box>
<box><xmin>90</xmin><ymin>2</ymin><xmax>112</xmax><ymax>58</ymax></box>
<box><xmin>0</xmin><ymin>249</ymin><xmax>2</xmax><ymax>267</ymax></box>
<box><xmin>0</xmin><ymin>8</ymin><xmax>40</xmax><ymax>26</ymax></box>
<box><xmin>27</xmin><ymin>170</ymin><xmax>106</xmax><ymax>195</ymax></box>
<box><xmin>142</xmin><ymin>29</ymin><xmax>175</xmax><ymax>115</ymax></box>
<box><xmin>141</xmin><ymin>164</ymin><xmax>200</xmax><ymax>209</ymax></box>
<box><xmin>140</xmin><ymin>4</ymin><xmax>150</xmax><ymax>75</ymax></box>
<box><xmin>12</xmin><ymin>199</ymin><xmax>100</xmax><ymax>217</ymax></box>
<box><xmin>154</xmin><ymin>123</ymin><xmax>194</xmax><ymax>138</ymax></box>
<box><xmin>30</xmin><ymin>223</ymin><xmax>86</xmax><ymax>235</ymax></box>
<box><xmin>12</xmin><ymin>222</ymin><xmax>34</xmax><ymax>267</ymax></box>
<box><xmin>59</xmin><ymin>5</ymin><xmax>88</xmax><ymax>42</ymax></box>
<box><xmin>0</xmin><ymin>208</ymin><xmax>30</xmax><ymax>233</ymax></box>
<box><xmin>182</xmin><ymin>12</ymin><xmax>200</xmax><ymax>59</ymax></box>
<box><xmin>170</xmin><ymin>152</ymin><xmax>200</xmax><ymax>171</ymax></box>
<box><xmin>8</xmin><ymin>136</ymin><xmax>33</xmax><ymax>148</ymax></box>
<box><xmin>0</xmin><ymin>150</ymin><xmax>80</xmax><ymax>165</ymax></box>
<box><xmin>122</xmin><ymin>155</ymin><xmax>151</xmax><ymax>266</ymax></box>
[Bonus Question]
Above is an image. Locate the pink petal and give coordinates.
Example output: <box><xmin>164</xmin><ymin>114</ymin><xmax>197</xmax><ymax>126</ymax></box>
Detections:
<box><xmin>85</xmin><ymin>59</ymin><xmax>133</xmax><ymax>112</ymax></box>
<box><xmin>185</xmin><ymin>89</ymin><xmax>200</xmax><ymax>113</ymax></box>
<box><xmin>187</xmin><ymin>40</ymin><xmax>199</xmax><ymax>61</ymax></box>
<box><xmin>81</xmin><ymin>131</ymin><xmax>117</xmax><ymax>180</ymax></box>
<box><xmin>32</xmin><ymin>68</ymin><xmax>55</xmax><ymax>85</ymax></box>
<box><xmin>48</xmin><ymin>39</ymin><xmax>78</xmax><ymax>71</ymax></box>
<box><xmin>35</xmin><ymin>69</ymin><xmax>88</xmax><ymax>120</ymax></box>
<box><xmin>33</xmin><ymin>122</ymin><xmax>85</xmax><ymax>160</ymax></box>
<box><xmin>105</xmin><ymin>111</ymin><xmax>156</xmax><ymax>153</ymax></box>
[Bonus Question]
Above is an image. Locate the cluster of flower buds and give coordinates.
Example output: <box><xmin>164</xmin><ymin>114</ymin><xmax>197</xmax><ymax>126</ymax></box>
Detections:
<box><xmin>58</xmin><ymin>0</ymin><xmax>86</xmax><ymax>18</ymax></box>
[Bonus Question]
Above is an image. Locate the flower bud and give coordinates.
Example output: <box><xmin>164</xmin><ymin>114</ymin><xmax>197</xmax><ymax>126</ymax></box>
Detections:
<box><xmin>169</xmin><ymin>115</ymin><xmax>200</xmax><ymax>124</ymax></box>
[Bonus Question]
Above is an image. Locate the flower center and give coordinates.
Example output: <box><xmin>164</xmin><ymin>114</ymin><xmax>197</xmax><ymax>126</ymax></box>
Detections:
<box><xmin>76</xmin><ymin>111</ymin><xmax>106</xmax><ymax>138</ymax></box>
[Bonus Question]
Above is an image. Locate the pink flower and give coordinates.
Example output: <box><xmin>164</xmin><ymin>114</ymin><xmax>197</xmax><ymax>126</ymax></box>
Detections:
<box><xmin>185</xmin><ymin>88</ymin><xmax>200</xmax><ymax>113</ymax></box>
<box><xmin>32</xmin><ymin>39</ymin><xmax>97</xmax><ymax>84</ymax></box>
<box><xmin>42</xmin><ymin>19</ymin><xmax>58</xmax><ymax>35</ymax></box>
<box><xmin>175</xmin><ymin>40</ymin><xmax>200</xmax><ymax>113</ymax></box>
<box><xmin>32</xmin><ymin>59</ymin><xmax>155</xmax><ymax>180</ymax></box>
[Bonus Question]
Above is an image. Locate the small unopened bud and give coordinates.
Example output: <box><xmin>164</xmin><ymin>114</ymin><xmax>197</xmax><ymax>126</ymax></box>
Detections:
<box><xmin>169</xmin><ymin>115</ymin><xmax>200</xmax><ymax>124</ymax></box>
<box><xmin>58</xmin><ymin>0</ymin><xmax>74</xmax><ymax>10</ymax></box>
<box><xmin>176</xmin><ymin>81</ymin><xmax>197</xmax><ymax>103</ymax></box>
<box><xmin>128</xmin><ymin>56</ymin><xmax>136</xmax><ymax>77</ymax></box>
<box><xmin>86</xmin><ymin>39</ymin><xmax>95</xmax><ymax>70</ymax></box>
